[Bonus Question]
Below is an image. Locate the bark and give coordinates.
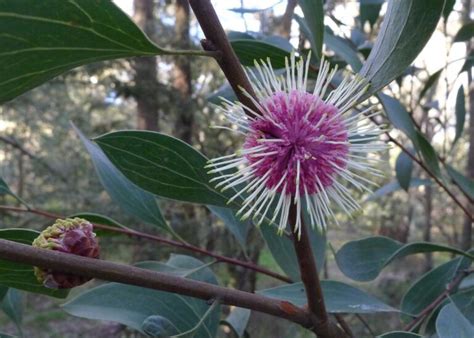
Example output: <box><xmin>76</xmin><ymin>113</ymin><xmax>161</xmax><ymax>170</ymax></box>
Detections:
<box><xmin>133</xmin><ymin>0</ymin><xmax>160</xmax><ymax>131</ymax></box>
<box><xmin>173</xmin><ymin>0</ymin><xmax>194</xmax><ymax>143</ymax></box>
<box><xmin>424</xmin><ymin>185</ymin><xmax>433</xmax><ymax>271</ymax></box>
<box><xmin>461</xmin><ymin>0</ymin><xmax>473</xmax><ymax>251</ymax></box>
<box><xmin>277</xmin><ymin>0</ymin><xmax>297</xmax><ymax>39</ymax></box>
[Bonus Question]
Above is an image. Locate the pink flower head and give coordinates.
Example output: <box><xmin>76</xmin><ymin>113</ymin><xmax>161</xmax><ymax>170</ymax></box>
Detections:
<box><xmin>32</xmin><ymin>218</ymin><xmax>99</xmax><ymax>289</ymax></box>
<box><xmin>207</xmin><ymin>54</ymin><xmax>385</xmax><ymax>237</ymax></box>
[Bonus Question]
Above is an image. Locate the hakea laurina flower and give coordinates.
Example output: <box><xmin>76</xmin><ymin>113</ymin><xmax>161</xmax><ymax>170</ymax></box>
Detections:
<box><xmin>206</xmin><ymin>53</ymin><xmax>386</xmax><ymax>238</ymax></box>
<box><xmin>32</xmin><ymin>218</ymin><xmax>99</xmax><ymax>289</ymax></box>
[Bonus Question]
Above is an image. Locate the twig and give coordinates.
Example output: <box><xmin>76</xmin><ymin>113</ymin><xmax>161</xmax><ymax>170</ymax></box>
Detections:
<box><xmin>335</xmin><ymin>314</ymin><xmax>355</xmax><ymax>338</ymax></box>
<box><xmin>355</xmin><ymin>314</ymin><xmax>376</xmax><ymax>337</ymax></box>
<box><xmin>289</xmin><ymin>205</ymin><xmax>348</xmax><ymax>338</ymax></box>
<box><xmin>0</xmin><ymin>205</ymin><xmax>292</xmax><ymax>283</ymax></box>
<box><xmin>403</xmin><ymin>269</ymin><xmax>472</xmax><ymax>331</ymax></box>
<box><xmin>188</xmin><ymin>0</ymin><xmax>259</xmax><ymax>115</ymax></box>
<box><xmin>0</xmin><ymin>238</ymin><xmax>312</xmax><ymax>328</ymax></box>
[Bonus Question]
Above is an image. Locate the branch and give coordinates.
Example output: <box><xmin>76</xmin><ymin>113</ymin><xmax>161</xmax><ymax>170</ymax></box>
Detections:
<box><xmin>403</xmin><ymin>269</ymin><xmax>472</xmax><ymax>331</ymax></box>
<box><xmin>0</xmin><ymin>205</ymin><xmax>292</xmax><ymax>283</ymax></box>
<box><xmin>289</xmin><ymin>205</ymin><xmax>348</xmax><ymax>338</ymax></box>
<box><xmin>0</xmin><ymin>238</ymin><xmax>312</xmax><ymax>328</ymax></box>
<box><xmin>188</xmin><ymin>0</ymin><xmax>259</xmax><ymax>115</ymax></box>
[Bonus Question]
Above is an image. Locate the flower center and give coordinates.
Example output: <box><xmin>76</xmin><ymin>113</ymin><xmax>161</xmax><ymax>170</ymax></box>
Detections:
<box><xmin>244</xmin><ymin>90</ymin><xmax>349</xmax><ymax>195</ymax></box>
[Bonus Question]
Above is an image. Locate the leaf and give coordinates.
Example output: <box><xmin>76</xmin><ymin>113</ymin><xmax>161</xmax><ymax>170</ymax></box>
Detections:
<box><xmin>0</xmin><ymin>286</ymin><xmax>7</xmax><ymax>301</ymax></box>
<box><xmin>221</xmin><ymin>307</ymin><xmax>251</xmax><ymax>338</ymax></box>
<box><xmin>208</xmin><ymin>206</ymin><xmax>250</xmax><ymax>247</ymax></box>
<box><xmin>359</xmin><ymin>0</ymin><xmax>384</xmax><ymax>28</ymax></box>
<box><xmin>401</xmin><ymin>257</ymin><xmax>471</xmax><ymax>317</ymax></box>
<box><xmin>454</xmin><ymin>22</ymin><xmax>474</xmax><ymax>42</ymax></box>
<box><xmin>367</xmin><ymin>178</ymin><xmax>430</xmax><ymax>201</ymax></box>
<box><xmin>377</xmin><ymin>332</ymin><xmax>422</xmax><ymax>338</ymax></box>
<box><xmin>63</xmin><ymin>255</ymin><xmax>221</xmax><ymax>337</ymax></box>
<box><xmin>0</xmin><ymin>0</ymin><xmax>170</xmax><ymax>103</ymax></box>
<box><xmin>258</xmin><ymin>280</ymin><xmax>397</xmax><ymax>313</ymax></box>
<box><xmin>324</xmin><ymin>27</ymin><xmax>363</xmax><ymax>71</ymax></box>
<box><xmin>445</xmin><ymin>164</ymin><xmax>474</xmax><ymax>200</ymax></box>
<box><xmin>0</xmin><ymin>333</ymin><xmax>15</xmax><ymax>338</ymax></box>
<box><xmin>68</xmin><ymin>212</ymin><xmax>130</xmax><ymax>237</ymax></box>
<box><xmin>142</xmin><ymin>315</ymin><xmax>177</xmax><ymax>337</ymax></box>
<box><xmin>1</xmin><ymin>288</ymin><xmax>23</xmax><ymax>335</ymax></box>
<box><xmin>395</xmin><ymin>151</ymin><xmax>413</xmax><ymax>191</ymax></box>
<box><xmin>419</xmin><ymin>69</ymin><xmax>442</xmax><ymax>102</ymax></box>
<box><xmin>260</xmin><ymin>218</ymin><xmax>326</xmax><ymax>282</ymax></box>
<box><xmin>436</xmin><ymin>303</ymin><xmax>474</xmax><ymax>338</ymax></box>
<box><xmin>335</xmin><ymin>236</ymin><xmax>473</xmax><ymax>282</ymax></box>
<box><xmin>0</xmin><ymin>229</ymin><xmax>68</xmax><ymax>298</ymax></box>
<box><xmin>360</xmin><ymin>0</ymin><xmax>445</xmax><ymax>96</ymax></box>
<box><xmin>94</xmin><ymin>130</ymin><xmax>231</xmax><ymax>207</ymax></box>
<box><xmin>0</xmin><ymin>178</ymin><xmax>29</xmax><ymax>208</ymax></box>
<box><xmin>379</xmin><ymin>94</ymin><xmax>442</xmax><ymax>178</ymax></box>
<box><xmin>442</xmin><ymin>0</ymin><xmax>456</xmax><ymax>21</ymax></box>
<box><xmin>74</xmin><ymin>126</ymin><xmax>168</xmax><ymax>230</ymax></box>
<box><xmin>298</xmin><ymin>0</ymin><xmax>324</xmax><ymax>60</ymax></box>
<box><xmin>453</xmin><ymin>85</ymin><xmax>466</xmax><ymax>146</ymax></box>
<box><xmin>230</xmin><ymin>39</ymin><xmax>291</xmax><ymax>69</ymax></box>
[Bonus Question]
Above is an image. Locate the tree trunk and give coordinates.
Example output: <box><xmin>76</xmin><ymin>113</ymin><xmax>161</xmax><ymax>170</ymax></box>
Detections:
<box><xmin>277</xmin><ymin>0</ymin><xmax>297</xmax><ymax>39</ymax></box>
<box><xmin>173</xmin><ymin>0</ymin><xmax>194</xmax><ymax>143</ymax></box>
<box><xmin>133</xmin><ymin>0</ymin><xmax>160</xmax><ymax>131</ymax></box>
<box><xmin>461</xmin><ymin>0</ymin><xmax>473</xmax><ymax>251</ymax></box>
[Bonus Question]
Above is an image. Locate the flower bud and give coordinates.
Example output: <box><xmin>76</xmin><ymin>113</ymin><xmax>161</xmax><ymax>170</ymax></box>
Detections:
<box><xmin>32</xmin><ymin>218</ymin><xmax>99</xmax><ymax>289</ymax></box>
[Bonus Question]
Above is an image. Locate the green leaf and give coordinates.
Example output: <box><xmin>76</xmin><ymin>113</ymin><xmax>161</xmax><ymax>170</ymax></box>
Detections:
<box><xmin>359</xmin><ymin>0</ymin><xmax>384</xmax><ymax>28</ymax></box>
<box><xmin>360</xmin><ymin>0</ymin><xmax>444</xmax><ymax>96</ymax></box>
<box><xmin>0</xmin><ymin>229</ymin><xmax>68</xmax><ymax>298</ymax></box>
<box><xmin>63</xmin><ymin>255</ymin><xmax>221</xmax><ymax>338</ymax></box>
<box><xmin>0</xmin><ymin>0</ymin><xmax>169</xmax><ymax>103</ymax></box>
<box><xmin>442</xmin><ymin>0</ymin><xmax>456</xmax><ymax>21</ymax></box>
<box><xmin>1</xmin><ymin>289</ymin><xmax>22</xmax><ymax>335</ymax></box>
<box><xmin>454</xmin><ymin>85</ymin><xmax>466</xmax><ymax>146</ymax></box>
<box><xmin>379</xmin><ymin>94</ymin><xmax>442</xmax><ymax>178</ymax></box>
<box><xmin>0</xmin><ymin>178</ymin><xmax>29</xmax><ymax>208</ymax></box>
<box><xmin>142</xmin><ymin>315</ymin><xmax>177</xmax><ymax>337</ymax></box>
<box><xmin>0</xmin><ymin>286</ymin><xmax>7</xmax><ymax>301</ymax></box>
<box><xmin>221</xmin><ymin>307</ymin><xmax>251</xmax><ymax>338</ymax></box>
<box><xmin>454</xmin><ymin>22</ymin><xmax>474</xmax><ymax>42</ymax></box>
<box><xmin>260</xmin><ymin>219</ymin><xmax>326</xmax><ymax>281</ymax></box>
<box><xmin>324</xmin><ymin>27</ymin><xmax>363</xmax><ymax>71</ymax></box>
<box><xmin>258</xmin><ymin>280</ymin><xmax>397</xmax><ymax>313</ymax></box>
<box><xmin>0</xmin><ymin>332</ymin><xmax>15</xmax><ymax>338</ymax></box>
<box><xmin>74</xmin><ymin>126</ymin><xmax>168</xmax><ymax>230</ymax></box>
<box><xmin>445</xmin><ymin>164</ymin><xmax>474</xmax><ymax>200</ymax></box>
<box><xmin>94</xmin><ymin>130</ymin><xmax>230</xmax><ymax>207</ymax></box>
<box><xmin>298</xmin><ymin>0</ymin><xmax>324</xmax><ymax>60</ymax></box>
<box><xmin>419</xmin><ymin>69</ymin><xmax>442</xmax><ymax>102</ymax></box>
<box><xmin>395</xmin><ymin>151</ymin><xmax>413</xmax><ymax>191</ymax></box>
<box><xmin>401</xmin><ymin>257</ymin><xmax>471</xmax><ymax>317</ymax></box>
<box><xmin>230</xmin><ymin>39</ymin><xmax>291</xmax><ymax>69</ymax></box>
<box><xmin>377</xmin><ymin>332</ymin><xmax>422</xmax><ymax>338</ymax></box>
<box><xmin>436</xmin><ymin>303</ymin><xmax>474</xmax><ymax>338</ymax></box>
<box><xmin>367</xmin><ymin>178</ymin><xmax>430</xmax><ymax>201</ymax></box>
<box><xmin>335</xmin><ymin>236</ymin><xmax>473</xmax><ymax>282</ymax></box>
<box><xmin>208</xmin><ymin>206</ymin><xmax>250</xmax><ymax>247</ymax></box>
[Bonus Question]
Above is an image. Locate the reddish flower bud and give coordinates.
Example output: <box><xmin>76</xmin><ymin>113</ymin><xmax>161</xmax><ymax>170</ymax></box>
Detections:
<box><xmin>32</xmin><ymin>218</ymin><xmax>99</xmax><ymax>289</ymax></box>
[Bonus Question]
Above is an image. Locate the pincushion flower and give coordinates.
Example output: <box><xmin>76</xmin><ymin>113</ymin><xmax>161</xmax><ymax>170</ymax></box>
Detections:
<box><xmin>32</xmin><ymin>218</ymin><xmax>99</xmax><ymax>289</ymax></box>
<box><xmin>207</xmin><ymin>54</ymin><xmax>385</xmax><ymax>237</ymax></box>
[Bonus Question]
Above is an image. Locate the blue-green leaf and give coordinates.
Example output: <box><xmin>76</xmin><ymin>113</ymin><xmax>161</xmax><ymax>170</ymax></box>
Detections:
<box><xmin>74</xmin><ymin>126</ymin><xmax>168</xmax><ymax>230</ymax></box>
<box><xmin>454</xmin><ymin>85</ymin><xmax>466</xmax><ymax>146</ymax></box>
<box><xmin>221</xmin><ymin>307</ymin><xmax>251</xmax><ymax>338</ymax></box>
<box><xmin>335</xmin><ymin>236</ymin><xmax>473</xmax><ymax>282</ymax></box>
<box><xmin>231</xmin><ymin>39</ymin><xmax>291</xmax><ymax>69</ymax></box>
<box><xmin>361</xmin><ymin>0</ymin><xmax>445</xmax><ymax>96</ymax></box>
<box><xmin>258</xmin><ymin>280</ymin><xmax>397</xmax><ymax>313</ymax></box>
<box><xmin>445</xmin><ymin>164</ymin><xmax>474</xmax><ymax>200</ymax></box>
<box><xmin>63</xmin><ymin>255</ymin><xmax>221</xmax><ymax>338</ymax></box>
<box><xmin>395</xmin><ymin>151</ymin><xmax>413</xmax><ymax>191</ymax></box>
<box><xmin>377</xmin><ymin>332</ymin><xmax>422</xmax><ymax>338</ymax></box>
<box><xmin>367</xmin><ymin>178</ymin><xmax>430</xmax><ymax>201</ymax></box>
<box><xmin>436</xmin><ymin>302</ymin><xmax>474</xmax><ymax>338</ymax></box>
<box><xmin>1</xmin><ymin>289</ymin><xmax>23</xmax><ymax>335</ymax></box>
<box><xmin>298</xmin><ymin>0</ymin><xmax>324</xmax><ymax>60</ymax></box>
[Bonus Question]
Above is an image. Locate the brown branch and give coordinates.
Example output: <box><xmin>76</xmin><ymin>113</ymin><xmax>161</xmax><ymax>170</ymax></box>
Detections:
<box><xmin>188</xmin><ymin>0</ymin><xmax>259</xmax><ymax>116</ymax></box>
<box><xmin>289</xmin><ymin>205</ymin><xmax>348</xmax><ymax>338</ymax></box>
<box><xmin>355</xmin><ymin>314</ymin><xmax>376</xmax><ymax>337</ymax></box>
<box><xmin>403</xmin><ymin>269</ymin><xmax>472</xmax><ymax>332</ymax></box>
<box><xmin>365</xmin><ymin>113</ymin><xmax>473</xmax><ymax>221</ymax></box>
<box><xmin>0</xmin><ymin>238</ymin><xmax>312</xmax><ymax>328</ymax></box>
<box><xmin>0</xmin><ymin>205</ymin><xmax>292</xmax><ymax>283</ymax></box>
<box><xmin>335</xmin><ymin>314</ymin><xmax>355</xmax><ymax>338</ymax></box>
